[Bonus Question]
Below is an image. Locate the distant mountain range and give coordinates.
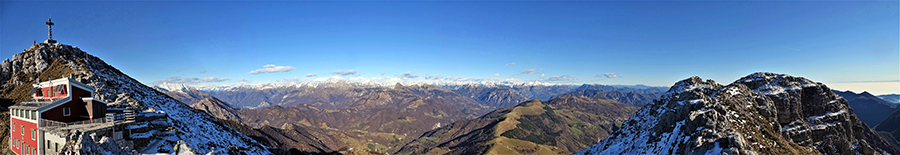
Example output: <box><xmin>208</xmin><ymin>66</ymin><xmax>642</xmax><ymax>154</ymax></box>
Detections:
<box><xmin>157</xmin><ymin>78</ymin><xmax>665</xmax><ymax>154</ymax></box>
<box><xmin>156</xmin><ymin>80</ymin><xmax>664</xmax><ymax>109</ymax></box>
<box><xmin>877</xmin><ymin>94</ymin><xmax>900</xmax><ymax>106</ymax></box>
<box><xmin>832</xmin><ymin>90</ymin><xmax>897</xmax><ymax>127</ymax></box>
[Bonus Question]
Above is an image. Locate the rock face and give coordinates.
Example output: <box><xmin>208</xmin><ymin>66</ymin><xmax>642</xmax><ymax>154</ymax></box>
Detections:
<box><xmin>576</xmin><ymin>72</ymin><xmax>899</xmax><ymax>155</ymax></box>
<box><xmin>396</xmin><ymin>97</ymin><xmax>639</xmax><ymax>155</ymax></box>
<box><xmin>0</xmin><ymin>42</ymin><xmax>270</xmax><ymax>154</ymax></box>
<box><xmin>453</xmin><ymin>84</ymin><xmax>530</xmax><ymax>108</ymax></box>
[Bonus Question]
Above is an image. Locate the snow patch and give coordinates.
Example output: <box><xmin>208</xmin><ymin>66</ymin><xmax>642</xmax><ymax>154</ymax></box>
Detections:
<box><xmin>704</xmin><ymin>142</ymin><xmax>723</xmax><ymax>155</ymax></box>
<box><xmin>807</xmin><ymin>109</ymin><xmax>846</xmax><ymax>121</ymax></box>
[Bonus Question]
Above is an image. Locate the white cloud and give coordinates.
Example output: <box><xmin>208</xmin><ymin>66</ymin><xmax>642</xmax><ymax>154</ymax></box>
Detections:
<box><xmin>235</xmin><ymin>78</ymin><xmax>251</xmax><ymax>83</ymax></box>
<box><xmin>306</xmin><ymin>73</ymin><xmax>317</xmax><ymax>77</ymax></box>
<box><xmin>248</xmin><ymin>64</ymin><xmax>297</xmax><ymax>75</ymax></box>
<box><xmin>604</xmin><ymin>73</ymin><xmax>619</xmax><ymax>78</ymax></box>
<box><xmin>425</xmin><ymin>74</ymin><xmax>443</xmax><ymax>79</ymax></box>
<box><xmin>505</xmin><ymin>63</ymin><xmax>516</xmax><ymax>66</ymax></box>
<box><xmin>381</xmin><ymin>72</ymin><xmax>387</xmax><ymax>76</ymax></box>
<box><xmin>398</xmin><ymin>71</ymin><xmax>419</xmax><ymax>79</ymax></box>
<box><xmin>520</xmin><ymin>69</ymin><xmax>539</xmax><ymax>74</ymax></box>
<box><xmin>152</xmin><ymin>76</ymin><xmax>230</xmax><ymax>85</ymax></box>
<box><xmin>545</xmin><ymin>75</ymin><xmax>577</xmax><ymax>81</ymax></box>
<box><xmin>540</xmin><ymin>74</ymin><xmax>545</xmax><ymax>77</ymax></box>
<box><xmin>273</xmin><ymin>77</ymin><xmax>308</xmax><ymax>83</ymax></box>
<box><xmin>332</xmin><ymin>69</ymin><xmax>357</xmax><ymax>76</ymax></box>
<box><xmin>199</xmin><ymin>70</ymin><xmax>207</xmax><ymax>74</ymax></box>
<box><xmin>491</xmin><ymin>73</ymin><xmax>500</xmax><ymax>77</ymax></box>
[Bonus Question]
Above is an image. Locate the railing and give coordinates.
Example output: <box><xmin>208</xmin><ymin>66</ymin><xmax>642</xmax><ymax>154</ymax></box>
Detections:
<box><xmin>16</xmin><ymin>98</ymin><xmax>65</xmax><ymax>108</ymax></box>
<box><xmin>41</xmin><ymin>118</ymin><xmax>113</xmax><ymax>128</ymax></box>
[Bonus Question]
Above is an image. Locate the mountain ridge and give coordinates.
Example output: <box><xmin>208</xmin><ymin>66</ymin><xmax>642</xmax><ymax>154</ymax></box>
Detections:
<box><xmin>396</xmin><ymin>96</ymin><xmax>639</xmax><ymax>155</ymax></box>
<box><xmin>577</xmin><ymin>72</ymin><xmax>899</xmax><ymax>155</ymax></box>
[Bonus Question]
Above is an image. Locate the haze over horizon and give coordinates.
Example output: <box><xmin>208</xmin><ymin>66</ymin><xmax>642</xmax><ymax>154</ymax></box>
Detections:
<box><xmin>2</xmin><ymin>1</ymin><xmax>898</xmax><ymax>94</ymax></box>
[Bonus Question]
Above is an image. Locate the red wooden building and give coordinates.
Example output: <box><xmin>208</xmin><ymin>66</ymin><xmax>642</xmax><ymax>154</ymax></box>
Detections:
<box><xmin>9</xmin><ymin>77</ymin><xmax>107</xmax><ymax>155</ymax></box>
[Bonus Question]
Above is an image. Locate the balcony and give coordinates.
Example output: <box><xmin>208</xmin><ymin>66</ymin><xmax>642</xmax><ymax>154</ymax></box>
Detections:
<box><xmin>40</xmin><ymin>118</ymin><xmax>113</xmax><ymax>128</ymax></box>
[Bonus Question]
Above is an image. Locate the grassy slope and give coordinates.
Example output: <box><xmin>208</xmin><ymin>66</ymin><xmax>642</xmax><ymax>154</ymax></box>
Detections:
<box><xmin>396</xmin><ymin>97</ymin><xmax>638</xmax><ymax>155</ymax></box>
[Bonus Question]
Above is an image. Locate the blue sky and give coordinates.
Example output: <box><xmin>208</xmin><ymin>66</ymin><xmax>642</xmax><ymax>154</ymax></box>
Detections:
<box><xmin>2</xmin><ymin>1</ymin><xmax>898</xmax><ymax>94</ymax></box>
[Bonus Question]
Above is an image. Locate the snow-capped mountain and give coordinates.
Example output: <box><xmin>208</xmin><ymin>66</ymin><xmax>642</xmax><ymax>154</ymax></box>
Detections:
<box><xmin>576</xmin><ymin>72</ymin><xmax>899</xmax><ymax>155</ymax></box>
<box><xmin>182</xmin><ymin>77</ymin><xmax>579</xmax><ymax>93</ymax></box>
<box><xmin>152</xmin><ymin>82</ymin><xmax>196</xmax><ymax>93</ymax></box>
<box><xmin>0</xmin><ymin>42</ymin><xmax>270</xmax><ymax>154</ymax></box>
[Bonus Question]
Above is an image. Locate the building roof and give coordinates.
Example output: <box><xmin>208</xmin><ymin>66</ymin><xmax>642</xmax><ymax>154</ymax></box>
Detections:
<box><xmin>10</xmin><ymin>97</ymin><xmax>72</xmax><ymax>111</ymax></box>
<box><xmin>32</xmin><ymin>77</ymin><xmax>95</xmax><ymax>92</ymax></box>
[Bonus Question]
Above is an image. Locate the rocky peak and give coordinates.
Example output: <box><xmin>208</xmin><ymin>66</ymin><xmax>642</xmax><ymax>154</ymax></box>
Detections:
<box><xmin>664</xmin><ymin>76</ymin><xmax>722</xmax><ymax>98</ymax></box>
<box><xmin>153</xmin><ymin>82</ymin><xmax>196</xmax><ymax>93</ymax></box>
<box><xmin>577</xmin><ymin>72</ymin><xmax>899</xmax><ymax>155</ymax></box>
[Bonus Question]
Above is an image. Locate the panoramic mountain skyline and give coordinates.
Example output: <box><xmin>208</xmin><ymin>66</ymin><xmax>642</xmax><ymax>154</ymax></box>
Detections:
<box><xmin>2</xmin><ymin>1</ymin><xmax>897</xmax><ymax>94</ymax></box>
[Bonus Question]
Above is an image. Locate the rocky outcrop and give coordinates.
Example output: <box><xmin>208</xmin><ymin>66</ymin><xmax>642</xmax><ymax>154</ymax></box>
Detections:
<box><xmin>396</xmin><ymin>97</ymin><xmax>638</xmax><ymax>155</ymax></box>
<box><xmin>577</xmin><ymin>72</ymin><xmax>899</xmax><ymax>155</ymax></box>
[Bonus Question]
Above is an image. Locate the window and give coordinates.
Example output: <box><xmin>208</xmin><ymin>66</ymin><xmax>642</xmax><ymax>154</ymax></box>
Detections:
<box><xmin>11</xmin><ymin>122</ymin><xmax>14</xmax><ymax>131</ymax></box>
<box><xmin>21</xmin><ymin>125</ymin><xmax>24</xmax><ymax>135</ymax></box>
<box><xmin>63</xmin><ymin>107</ymin><xmax>70</xmax><ymax>116</ymax></box>
<box><xmin>32</xmin><ymin>110</ymin><xmax>36</xmax><ymax>119</ymax></box>
<box><xmin>31</xmin><ymin>129</ymin><xmax>35</xmax><ymax>140</ymax></box>
<box><xmin>55</xmin><ymin>143</ymin><xmax>59</xmax><ymax>152</ymax></box>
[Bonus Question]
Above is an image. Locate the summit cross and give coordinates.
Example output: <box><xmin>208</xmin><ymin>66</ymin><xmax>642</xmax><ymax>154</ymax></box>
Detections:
<box><xmin>46</xmin><ymin>17</ymin><xmax>55</xmax><ymax>41</ymax></box>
